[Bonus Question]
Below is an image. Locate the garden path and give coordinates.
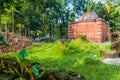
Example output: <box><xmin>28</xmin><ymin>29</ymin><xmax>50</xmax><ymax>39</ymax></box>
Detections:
<box><xmin>103</xmin><ymin>58</ymin><xmax>120</xmax><ymax>65</ymax></box>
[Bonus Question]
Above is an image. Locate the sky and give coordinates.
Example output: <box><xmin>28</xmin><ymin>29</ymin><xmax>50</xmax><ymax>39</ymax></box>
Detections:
<box><xmin>94</xmin><ymin>0</ymin><xmax>101</xmax><ymax>2</ymax></box>
<box><xmin>94</xmin><ymin>0</ymin><xmax>105</xmax><ymax>3</ymax></box>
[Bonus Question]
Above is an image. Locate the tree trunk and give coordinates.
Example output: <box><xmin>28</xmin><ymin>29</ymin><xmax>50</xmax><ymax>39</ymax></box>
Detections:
<box><xmin>0</xmin><ymin>13</ymin><xmax>2</xmax><ymax>33</ymax></box>
<box><xmin>28</xmin><ymin>26</ymin><xmax>30</xmax><ymax>38</ymax></box>
<box><xmin>11</xmin><ymin>6</ymin><xmax>14</xmax><ymax>33</ymax></box>
<box><xmin>25</xmin><ymin>26</ymin><xmax>27</xmax><ymax>37</ymax></box>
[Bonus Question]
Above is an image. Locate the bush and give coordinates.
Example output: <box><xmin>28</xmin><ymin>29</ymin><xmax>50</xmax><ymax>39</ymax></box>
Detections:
<box><xmin>83</xmin><ymin>56</ymin><xmax>101</xmax><ymax>65</ymax></box>
<box><xmin>61</xmin><ymin>39</ymin><xmax>99</xmax><ymax>55</ymax></box>
<box><xmin>80</xmin><ymin>33</ymin><xmax>88</xmax><ymax>41</ymax></box>
<box><xmin>64</xmin><ymin>39</ymin><xmax>82</xmax><ymax>54</ymax></box>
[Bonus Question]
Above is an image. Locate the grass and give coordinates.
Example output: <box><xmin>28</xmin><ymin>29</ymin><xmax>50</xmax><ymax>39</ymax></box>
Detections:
<box><xmin>9</xmin><ymin>39</ymin><xmax>120</xmax><ymax>80</ymax></box>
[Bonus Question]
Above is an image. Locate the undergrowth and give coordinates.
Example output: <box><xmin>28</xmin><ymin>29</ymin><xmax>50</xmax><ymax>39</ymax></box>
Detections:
<box><xmin>9</xmin><ymin>39</ymin><xmax>120</xmax><ymax>80</ymax></box>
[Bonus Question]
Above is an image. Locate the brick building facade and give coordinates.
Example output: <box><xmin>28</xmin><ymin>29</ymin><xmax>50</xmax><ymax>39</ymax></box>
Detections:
<box><xmin>68</xmin><ymin>12</ymin><xmax>110</xmax><ymax>42</ymax></box>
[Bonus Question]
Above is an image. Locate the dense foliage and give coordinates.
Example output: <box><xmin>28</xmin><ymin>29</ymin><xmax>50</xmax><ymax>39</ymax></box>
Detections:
<box><xmin>1</xmin><ymin>0</ymin><xmax>120</xmax><ymax>39</ymax></box>
<box><xmin>0</xmin><ymin>0</ymin><xmax>77</xmax><ymax>38</ymax></box>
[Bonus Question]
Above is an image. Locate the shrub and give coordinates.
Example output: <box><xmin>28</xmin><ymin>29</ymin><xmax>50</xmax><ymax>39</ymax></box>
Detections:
<box><xmin>62</xmin><ymin>39</ymin><xmax>99</xmax><ymax>55</ymax></box>
<box><xmin>83</xmin><ymin>56</ymin><xmax>101</xmax><ymax>65</ymax></box>
<box><xmin>64</xmin><ymin>39</ymin><xmax>82</xmax><ymax>54</ymax></box>
<box><xmin>52</xmin><ymin>41</ymin><xmax>67</xmax><ymax>54</ymax></box>
<box><xmin>80</xmin><ymin>33</ymin><xmax>88</xmax><ymax>41</ymax></box>
<box><xmin>0</xmin><ymin>49</ymin><xmax>44</xmax><ymax>80</ymax></box>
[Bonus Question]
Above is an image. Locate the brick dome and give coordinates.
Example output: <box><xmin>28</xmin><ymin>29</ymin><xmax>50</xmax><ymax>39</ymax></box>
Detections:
<box><xmin>79</xmin><ymin>12</ymin><xmax>98</xmax><ymax>21</ymax></box>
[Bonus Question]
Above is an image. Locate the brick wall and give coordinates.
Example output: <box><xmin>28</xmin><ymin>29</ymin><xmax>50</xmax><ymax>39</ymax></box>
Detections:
<box><xmin>68</xmin><ymin>19</ymin><xmax>110</xmax><ymax>42</ymax></box>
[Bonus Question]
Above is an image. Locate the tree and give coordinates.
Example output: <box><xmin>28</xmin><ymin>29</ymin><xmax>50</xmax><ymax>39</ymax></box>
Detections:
<box><xmin>0</xmin><ymin>0</ymin><xmax>14</xmax><ymax>33</ymax></box>
<box><xmin>0</xmin><ymin>0</ymin><xmax>77</xmax><ymax>39</ymax></box>
<box><xmin>83</xmin><ymin>0</ymin><xmax>120</xmax><ymax>32</ymax></box>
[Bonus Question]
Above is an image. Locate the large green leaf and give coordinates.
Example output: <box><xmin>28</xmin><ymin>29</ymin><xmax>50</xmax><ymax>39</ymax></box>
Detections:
<box><xmin>31</xmin><ymin>61</ymin><xmax>44</xmax><ymax>78</ymax></box>
<box><xmin>19</xmin><ymin>49</ymin><xmax>28</xmax><ymax>59</ymax></box>
<box><xmin>0</xmin><ymin>34</ymin><xmax>9</xmax><ymax>46</ymax></box>
<box><xmin>31</xmin><ymin>66</ymin><xmax>39</xmax><ymax>77</ymax></box>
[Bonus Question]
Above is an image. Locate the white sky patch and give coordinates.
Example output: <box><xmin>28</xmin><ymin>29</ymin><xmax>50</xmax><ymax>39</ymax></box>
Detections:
<box><xmin>93</xmin><ymin>0</ymin><xmax>105</xmax><ymax>3</ymax></box>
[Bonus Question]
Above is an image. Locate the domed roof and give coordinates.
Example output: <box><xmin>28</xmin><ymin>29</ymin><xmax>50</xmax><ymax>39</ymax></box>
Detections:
<box><xmin>79</xmin><ymin>12</ymin><xmax>98</xmax><ymax>21</ymax></box>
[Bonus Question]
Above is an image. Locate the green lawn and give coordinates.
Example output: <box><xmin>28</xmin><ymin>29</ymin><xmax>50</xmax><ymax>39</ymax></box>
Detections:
<box><xmin>10</xmin><ymin>39</ymin><xmax>120</xmax><ymax>80</ymax></box>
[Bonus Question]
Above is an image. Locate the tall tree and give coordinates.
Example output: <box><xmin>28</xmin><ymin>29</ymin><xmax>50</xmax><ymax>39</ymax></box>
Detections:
<box><xmin>0</xmin><ymin>0</ymin><xmax>13</xmax><ymax>33</ymax></box>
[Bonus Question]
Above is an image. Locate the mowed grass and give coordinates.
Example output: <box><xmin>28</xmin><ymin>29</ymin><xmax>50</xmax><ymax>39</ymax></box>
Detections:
<box><xmin>11</xmin><ymin>39</ymin><xmax>120</xmax><ymax>80</ymax></box>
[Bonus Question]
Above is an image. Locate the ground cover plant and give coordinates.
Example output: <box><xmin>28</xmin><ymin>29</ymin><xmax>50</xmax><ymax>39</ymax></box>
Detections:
<box><xmin>0</xmin><ymin>37</ymin><xmax>84</xmax><ymax>80</ymax></box>
<box><xmin>1</xmin><ymin>49</ymin><xmax>84</xmax><ymax>80</ymax></box>
<box><xmin>9</xmin><ymin>39</ymin><xmax>120</xmax><ymax>80</ymax></box>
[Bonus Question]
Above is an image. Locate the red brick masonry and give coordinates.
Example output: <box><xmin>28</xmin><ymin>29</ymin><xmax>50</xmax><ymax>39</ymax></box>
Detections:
<box><xmin>68</xmin><ymin>18</ymin><xmax>110</xmax><ymax>42</ymax></box>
